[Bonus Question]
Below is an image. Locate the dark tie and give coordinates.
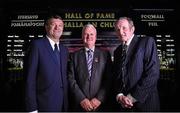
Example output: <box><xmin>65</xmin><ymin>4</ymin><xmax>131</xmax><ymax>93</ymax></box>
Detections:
<box><xmin>87</xmin><ymin>49</ymin><xmax>93</xmax><ymax>79</ymax></box>
<box><xmin>54</xmin><ymin>43</ymin><xmax>60</xmax><ymax>65</ymax></box>
<box><xmin>121</xmin><ymin>44</ymin><xmax>127</xmax><ymax>67</ymax></box>
<box><xmin>121</xmin><ymin>43</ymin><xmax>127</xmax><ymax>88</ymax></box>
<box><xmin>54</xmin><ymin>43</ymin><xmax>63</xmax><ymax>87</ymax></box>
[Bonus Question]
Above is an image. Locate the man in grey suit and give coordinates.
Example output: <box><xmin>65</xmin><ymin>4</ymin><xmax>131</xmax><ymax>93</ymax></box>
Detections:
<box><xmin>68</xmin><ymin>24</ymin><xmax>112</xmax><ymax>112</ymax></box>
<box><xmin>113</xmin><ymin>17</ymin><xmax>160</xmax><ymax>111</ymax></box>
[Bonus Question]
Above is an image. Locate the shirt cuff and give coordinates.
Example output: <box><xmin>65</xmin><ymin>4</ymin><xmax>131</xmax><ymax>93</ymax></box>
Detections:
<box><xmin>116</xmin><ymin>93</ymin><xmax>124</xmax><ymax>102</ymax></box>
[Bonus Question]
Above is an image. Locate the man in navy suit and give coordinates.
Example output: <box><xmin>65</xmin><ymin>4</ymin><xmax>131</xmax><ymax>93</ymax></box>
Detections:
<box><xmin>25</xmin><ymin>15</ymin><xmax>68</xmax><ymax>112</ymax></box>
<box><xmin>113</xmin><ymin>17</ymin><xmax>160</xmax><ymax>111</ymax></box>
<box><xmin>68</xmin><ymin>24</ymin><xmax>112</xmax><ymax>112</ymax></box>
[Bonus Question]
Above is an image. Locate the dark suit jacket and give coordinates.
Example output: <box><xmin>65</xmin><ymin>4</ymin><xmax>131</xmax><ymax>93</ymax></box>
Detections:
<box><xmin>68</xmin><ymin>47</ymin><xmax>112</xmax><ymax>111</ymax></box>
<box><xmin>113</xmin><ymin>35</ymin><xmax>160</xmax><ymax>111</ymax></box>
<box><xmin>25</xmin><ymin>37</ymin><xmax>68</xmax><ymax>112</ymax></box>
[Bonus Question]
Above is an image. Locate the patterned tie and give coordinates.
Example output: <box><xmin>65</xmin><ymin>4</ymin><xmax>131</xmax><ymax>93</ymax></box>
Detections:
<box><xmin>121</xmin><ymin>43</ymin><xmax>127</xmax><ymax>88</ymax></box>
<box><xmin>54</xmin><ymin>43</ymin><xmax>60</xmax><ymax>65</ymax></box>
<box><xmin>87</xmin><ymin>49</ymin><xmax>93</xmax><ymax>79</ymax></box>
<box><xmin>121</xmin><ymin>43</ymin><xmax>127</xmax><ymax>67</ymax></box>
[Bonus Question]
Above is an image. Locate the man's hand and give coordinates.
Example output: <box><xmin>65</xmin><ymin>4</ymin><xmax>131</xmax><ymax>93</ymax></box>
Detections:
<box><xmin>90</xmin><ymin>98</ymin><xmax>101</xmax><ymax>111</ymax></box>
<box><xmin>80</xmin><ymin>98</ymin><xmax>93</xmax><ymax>111</ymax></box>
<box><xmin>117</xmin><ymin>95</ymin><xmax>133</xmax><ymax>108</ymax></box>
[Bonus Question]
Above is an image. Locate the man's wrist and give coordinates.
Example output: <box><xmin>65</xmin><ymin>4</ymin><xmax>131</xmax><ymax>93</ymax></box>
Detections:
<box><xmin>116</xmin><ymin>93</ymin><xmax>124</xmax><ymax>102</ymax></box>
<box><xmin>127</xmin><ymin>93</ymin><xmax>137</xmax><ymax>103</ymax></box>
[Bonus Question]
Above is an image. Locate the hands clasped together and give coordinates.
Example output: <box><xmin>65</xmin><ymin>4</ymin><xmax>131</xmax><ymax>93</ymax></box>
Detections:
<box><xmin>80</xmin><ymin>98</ymin><xmax>101</xmax><ymax>111</ymax></box>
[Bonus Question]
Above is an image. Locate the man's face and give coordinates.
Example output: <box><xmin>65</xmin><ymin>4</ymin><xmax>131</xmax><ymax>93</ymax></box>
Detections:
<box><xmin>82</xmin><ymin>27</ymin><xmax>96</xmax><ymax>48</ymax></box>
<box><xmin>115</xmin><ymin>19</ymin><xmax>134</xmax><ymax>42</ymax></box>
<box><xmin>45</xmin><ymin>18</ymin><xmax>64</xmax><ymax>40</ymax></box>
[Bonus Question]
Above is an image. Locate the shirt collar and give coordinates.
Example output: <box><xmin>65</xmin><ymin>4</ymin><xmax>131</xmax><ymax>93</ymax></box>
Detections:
<box><xmin>126</xmin><ymin>34</ymin><xmax>134</xmax><ymax>46</ymax></box>
<box><xmin>47</xmin><ymin>35</ymin><xmax>59</xmax><ymax>50</ymax></box>
<box><xmin>85</xmin><ymin>46</ymin><xmax>95</xmax><ymax>52</ymax></box>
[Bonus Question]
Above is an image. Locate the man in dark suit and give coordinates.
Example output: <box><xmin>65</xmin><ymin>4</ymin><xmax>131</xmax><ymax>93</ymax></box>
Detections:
<box><xmin>25</xmin><ymin>15</ymin><xmax>68</xmax><ymax>112</ymax></box>
<box><xmin>68</xmin><ymin>24</ymin><xmax>112</xmax><ymax>112</ymax></box>
<box><xmin>113</xmin><ymin>17</ymin><xmax>160</xmax><ymax>111</ymax></box>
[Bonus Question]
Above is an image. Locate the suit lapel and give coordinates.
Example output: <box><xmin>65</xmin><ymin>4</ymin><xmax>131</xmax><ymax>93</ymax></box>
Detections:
<box><xmin>124</xmin><ymin>36</ymin><xmax>139</xmax><ymax>86</ymax></box>
<box><xmin>59</xmin><ymin>44</ymin><xmax>64</xmax><ymax>67</ymax></box>
<box><xmin>91</xmin><ymin>48</ymin><xmax>99</xmax><ymax>80</ymax></box>
<box><xmin>59</xmin><ymin>44</ymin><xmax>66</xmax><ymax>85</ymax></box>
<box><xmin>43</xmin><ymin>37</ymin><xmax>59</xmax><ymax>65</ymax></box>
<box><xmin>125</xmin><ymin>35</ymin><xmax>138</xmax><ymax>64</ymax></box>
<box><xmin>80</xmin><ymin>49</ymin><xmax>90</xmax><ymax>80</ymax></box>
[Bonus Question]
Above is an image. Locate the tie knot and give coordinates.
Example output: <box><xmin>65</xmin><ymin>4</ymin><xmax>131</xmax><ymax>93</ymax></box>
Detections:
<box><xmin>54</xmin><ymin>43</ymin><xmax>59</xmax><ymax>51</ymax></box>
<box><xmin>87</xmin><ymin>49</ymin><xmax>93</xmax><ymax>54</ymax></box>
<box><xmin>87</xmin><ymin>49</ymin><xmax>93</xmax><ymax>59</ymax></box>
<box><xmin>122</xmin><ymin>44</ymin><xmax>127</xmax><ymax>51</ymax></box>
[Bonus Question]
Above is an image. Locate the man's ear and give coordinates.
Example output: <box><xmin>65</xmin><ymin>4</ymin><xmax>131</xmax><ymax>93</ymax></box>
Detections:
<box><xmin>131</xmin><ymin>26</ymin><xmax>135</xmax><ymax>33</ymax></box>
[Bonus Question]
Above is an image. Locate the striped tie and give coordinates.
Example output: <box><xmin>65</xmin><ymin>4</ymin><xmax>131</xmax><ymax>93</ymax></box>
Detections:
<box><xmin>87</xmin><ymin>49</ymin><xmax>93</xmax><ymax>79</ymax></box>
